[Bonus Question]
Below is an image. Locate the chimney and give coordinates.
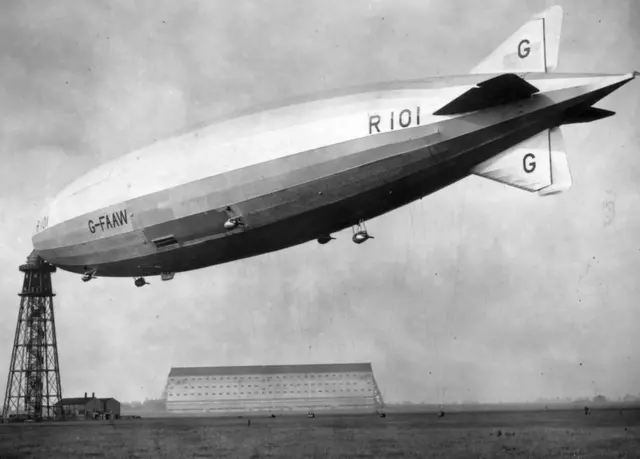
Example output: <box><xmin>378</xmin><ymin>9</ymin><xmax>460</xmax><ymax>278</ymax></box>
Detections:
<box><xmin>92</xmin><ymin>392</ymin><xmax>95</xmax><ymax>398</ymax></box>
<box><xmin>84</xmin><ymin>392</ymin><xmax>87</xmax><ymax>399</ymax></box>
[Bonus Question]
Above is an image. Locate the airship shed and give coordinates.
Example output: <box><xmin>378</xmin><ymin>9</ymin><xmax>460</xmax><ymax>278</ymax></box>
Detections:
<box><xmin>165</xmin><ymin>362</ymin><xmax>384</xmax><ymax>415</ymax></box>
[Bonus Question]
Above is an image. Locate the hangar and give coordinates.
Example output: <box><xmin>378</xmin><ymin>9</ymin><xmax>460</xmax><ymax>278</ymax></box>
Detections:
<box><xmin>165</xmin><ymin>362</ymin><xmax>384</xmax><ymax>415</ymax></box>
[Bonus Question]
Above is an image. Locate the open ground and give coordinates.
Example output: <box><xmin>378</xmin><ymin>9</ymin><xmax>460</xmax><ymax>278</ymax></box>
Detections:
<box><xmin>1</xmin><ymin>408</ymin><xmax>639</xmax><ymax>458</ymax></box>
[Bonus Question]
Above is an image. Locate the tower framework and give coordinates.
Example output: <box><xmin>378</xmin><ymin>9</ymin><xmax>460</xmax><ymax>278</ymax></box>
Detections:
<box><xmin>2</xmin><ymin>252</ymin><xmax>63</xmax><ymax>421</ymax></box>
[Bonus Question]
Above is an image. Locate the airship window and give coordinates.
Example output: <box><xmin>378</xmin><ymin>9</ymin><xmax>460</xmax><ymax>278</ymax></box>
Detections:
<box><xmin>153</xmin><ymin>235</ymin><xmax>178</xmax><ymax>248</ymax></box>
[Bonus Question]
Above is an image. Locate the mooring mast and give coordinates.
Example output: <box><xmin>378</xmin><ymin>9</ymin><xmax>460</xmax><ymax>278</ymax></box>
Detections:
<box><xmin>2</xmin><ymin>251</ymin><xmax>63</xmax><ymax>421</ymax></box>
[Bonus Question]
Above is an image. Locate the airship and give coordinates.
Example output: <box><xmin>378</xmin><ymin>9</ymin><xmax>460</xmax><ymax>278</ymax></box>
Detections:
<box><xmin>31</xmin><ymin>6</ymin><xmax>637</xmax><ymax>287</ymax></box>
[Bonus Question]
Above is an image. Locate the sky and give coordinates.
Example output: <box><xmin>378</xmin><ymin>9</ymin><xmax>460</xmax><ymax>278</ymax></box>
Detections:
<box><xmin>1</xmin><ymin>0</ymin><xmax>639</xmax><ymax>405</ymax></box>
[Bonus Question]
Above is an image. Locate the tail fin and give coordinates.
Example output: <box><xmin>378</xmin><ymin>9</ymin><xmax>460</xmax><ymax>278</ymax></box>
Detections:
<box><xmin>471</xmin><ymin>5</ymin><xmax>563</xmax><ymax>74</ymax></box>
<box><xmin>472</xmin><ymin>127</ymin><xmax>572</xmax><ymax>196</ymax></box>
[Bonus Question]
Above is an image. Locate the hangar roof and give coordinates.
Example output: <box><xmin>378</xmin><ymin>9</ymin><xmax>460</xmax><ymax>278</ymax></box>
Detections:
<box><xmin>169</xmin><ymin>362</ymin><xmax>372</xmax><ymax>377</ymax></box>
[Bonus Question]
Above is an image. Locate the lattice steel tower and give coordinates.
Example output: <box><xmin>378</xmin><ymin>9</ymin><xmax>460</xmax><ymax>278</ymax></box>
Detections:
<box><xmin>2</xmin><ymin>251</ymin><xmax>63</xmax><ymax>421</ymax></box>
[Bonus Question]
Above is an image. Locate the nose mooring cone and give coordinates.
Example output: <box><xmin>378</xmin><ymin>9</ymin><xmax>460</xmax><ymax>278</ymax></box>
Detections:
<box><xmin>26</xmin><ymin>250</ymin><xmax>40</xmax><ymax>265</ymax></box>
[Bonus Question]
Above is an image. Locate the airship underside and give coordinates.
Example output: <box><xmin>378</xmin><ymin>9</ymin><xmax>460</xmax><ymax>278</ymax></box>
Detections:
<box><xmin>30</xmin><ymin>6</ymin><xmax>637</xmax><ymax>283</ymax></box>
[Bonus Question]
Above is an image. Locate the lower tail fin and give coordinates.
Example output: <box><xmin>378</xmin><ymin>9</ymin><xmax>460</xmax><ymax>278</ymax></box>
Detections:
<box><xmin>472</xmin><ymin>127</ymin><xmax>572</xmax><ymax>196</ymax></box>
<box><xmin>471</xmin><ymin>5</ymin><xmax>563</xmax><ymax>74</ymax></box>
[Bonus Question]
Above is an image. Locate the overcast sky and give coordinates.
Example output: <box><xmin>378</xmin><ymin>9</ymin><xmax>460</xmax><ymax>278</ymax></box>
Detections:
<box><xmin>1</xmin><ymin>0</ymin><xmax>639</xmax><ymax>405</ymax></box>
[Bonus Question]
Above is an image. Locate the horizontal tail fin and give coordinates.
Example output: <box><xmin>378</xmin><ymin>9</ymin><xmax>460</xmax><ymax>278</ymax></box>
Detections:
<box><xmin>433</xmin><ymin>73</ymin><xmax>539</xmax><ymax>116</ymax></box>
<box><xmin>471</xmin><ymin>5</ymin><xmax>563</xmax><ymax>74</ymax></box>
<box><xmin>562</xmin><ymin>107</ymin><xmax>616</xmax><ymax>125</ymax></box>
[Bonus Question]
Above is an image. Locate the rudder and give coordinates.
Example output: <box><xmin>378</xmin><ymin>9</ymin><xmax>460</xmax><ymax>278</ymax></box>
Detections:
<box><xmin>471</xmin><ymin>5</ymin><xmax>563</xmax><ymax>74</ymax></box>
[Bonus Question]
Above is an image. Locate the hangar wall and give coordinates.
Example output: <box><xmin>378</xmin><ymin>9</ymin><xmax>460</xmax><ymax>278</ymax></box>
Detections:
<box><xmin>165</xmin><ymin>363</ymin><xmax>384</xmax><ymax>414</ymax></box>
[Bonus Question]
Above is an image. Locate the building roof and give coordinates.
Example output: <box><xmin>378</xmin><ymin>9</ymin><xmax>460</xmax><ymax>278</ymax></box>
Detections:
<box><xmin>169</xmin><ymin>362</ymin><xmax>372</xmax><ymax>377</ymax></box>
<box><xmin>54</xmin><ymin>397</ymin><xmax>98</xmax><ymax>406</ymax></box>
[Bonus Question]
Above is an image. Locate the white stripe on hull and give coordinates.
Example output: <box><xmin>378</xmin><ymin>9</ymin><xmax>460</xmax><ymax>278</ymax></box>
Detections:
<box><xmin>46</xmin><ymin>88</ymin><xmax>461</xmax><ymax>226</ymax></box>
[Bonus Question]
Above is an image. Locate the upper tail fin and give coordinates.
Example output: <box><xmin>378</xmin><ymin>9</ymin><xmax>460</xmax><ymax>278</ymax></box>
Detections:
<box><xmin>471</xmin><ymin>5</ymin><xmax>563</xmax><ymax>74</ymax></box>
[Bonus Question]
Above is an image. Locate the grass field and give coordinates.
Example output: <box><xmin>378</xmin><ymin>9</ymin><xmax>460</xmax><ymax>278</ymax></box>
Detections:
<box><xmin>1</xmin><ymin>408</ymin><xmax>639</xmax><ymax>458</ymax></box>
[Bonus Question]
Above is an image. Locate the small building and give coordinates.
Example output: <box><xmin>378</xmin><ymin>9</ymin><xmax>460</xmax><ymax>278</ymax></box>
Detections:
<box><xmin>165</xmin><ymin>362</ymin><xmax>385</xmax><ymax>415</ymax></box>
<box><xmin>53</xmin><ymin>393</ymin><xmax>120</xmax><ymax>420</ymax></box>
<box><xmin>99</xmin><ymin>398</ymin><xmax>121</xmax><ymax>418</ymax></box>
<box><xmin>54</xmin><ymin>393</ymin><xmax>101</xmax><ymax>419</ymax></box>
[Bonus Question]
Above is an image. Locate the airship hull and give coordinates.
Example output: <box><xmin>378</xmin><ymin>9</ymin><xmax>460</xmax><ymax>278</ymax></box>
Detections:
<box><xmin>32</xmin><ymin>73</ymin><xmax>633</xmax><ymax>278</ymax></box>
<box><xmin>28</xmin><ymin>5</ymin><xmax>640</xmax><ymax>282</ymax></box>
